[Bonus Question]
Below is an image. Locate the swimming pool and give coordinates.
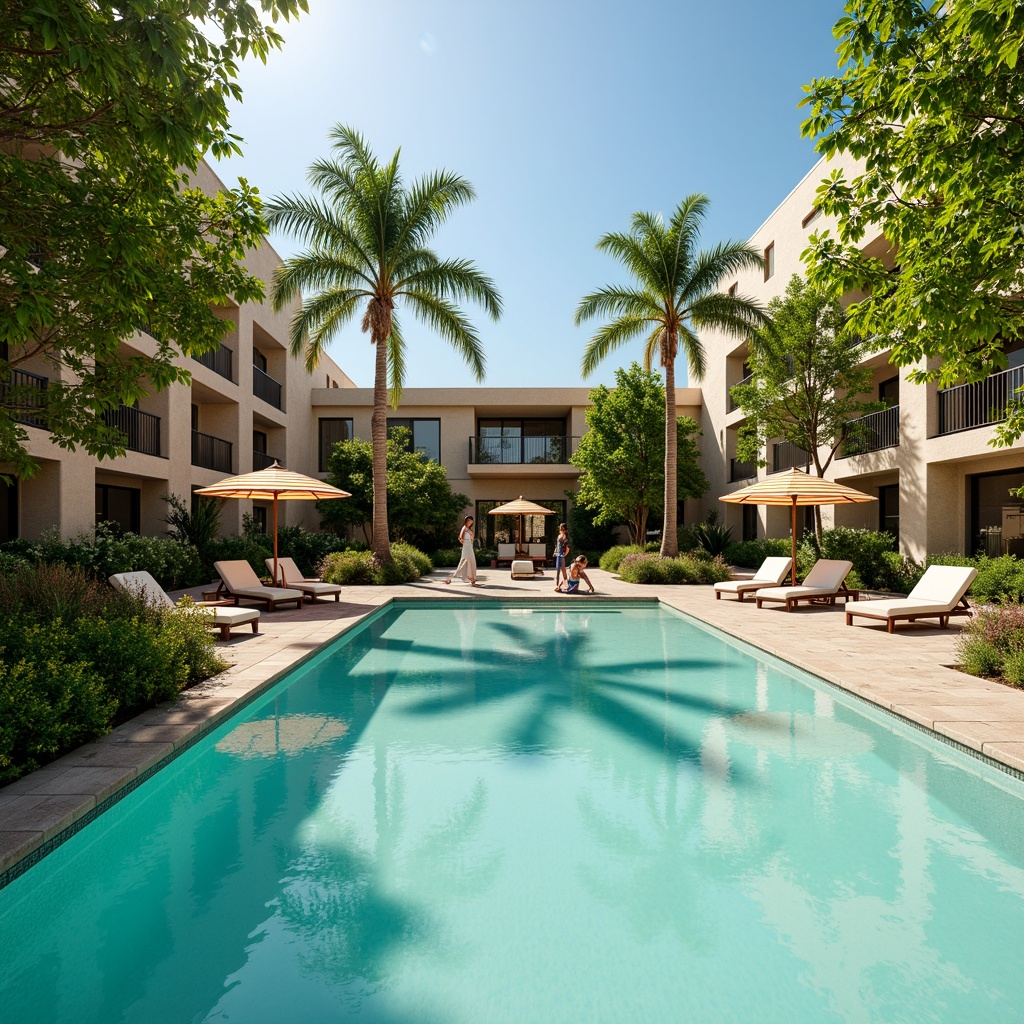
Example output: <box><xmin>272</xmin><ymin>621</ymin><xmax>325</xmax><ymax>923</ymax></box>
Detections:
<box><xmin>1</xmin><ymin>602</ymin><xmax>1023</xmax><ymax>1022</ymax></box>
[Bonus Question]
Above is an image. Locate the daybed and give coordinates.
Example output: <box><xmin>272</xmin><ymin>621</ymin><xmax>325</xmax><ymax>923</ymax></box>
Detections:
<box><xmin>713</xmin><ymin>556</ymin><xmax>793</xmax><ymax>601</ymax></box>
<box><xmin>845</xmin><ymin>565</ymin><xmax>978</xmax><ymax>633</ymax></box>
<box><xmin>754</xmin><ymin>559</ymin><xmax>855</xmax><ymax>612</ymax></box>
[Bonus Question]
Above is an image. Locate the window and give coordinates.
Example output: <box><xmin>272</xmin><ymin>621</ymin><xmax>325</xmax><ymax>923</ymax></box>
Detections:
<box><xmin>801</xmin><ymin>207</ymin><xmax>821</xmax><ymax>229</ymax></box>
<box><xmin>971</xmin><ymin>467</ymin><xmax>1024</xmax><ymax>557</ymax></box>
<box><xmin>253</xmin><ymin>430</ymin><xmax>267</xmax><ymax>454</ymax></box>
<box><xmin>0</xmin><ymin>478</ymin><xmax>17</xmax><ymax>542</ymax></box>
<box><xmin>476</xmin><ymin>498</ymin><xmax>565</xmax><ymax>554</ymax></box>
<box><xmin>251</xmin><ymin>506</ymin><xmax>268</xmax><ymax>534</ymax></box>
<box><xmin>763</xmin><ymin>242</ymin><xmax>775</xmax><ymax>281</ymax></box>
<box><xmin>252</xmin><ymin>347</ymin><xmax>268</xmax><ymax>373</ymax></box>
<box><xmin>879</xmin><ymin>483</ymin><xmax>900</xmax><ymax>546</ymax></box>
<box><xmin>318</xmin><ymin>417</ymin><xmax>354</xmax><ymax>472</ymax></box>
<box><xmin>95</xmin><ymin>484</ymin><xmax>140</xmax><ymax>535</ymax></box>
<box><xmin>475</xmin><ymin>418</ymin><xmax>567</xmax><ymax>464</ymax></box>
<box><xmin>879</xmin><ymin>376</ymin><xmax>899</xmax><ymax>407</ymax></box>
<box><xmin>742</xmin><ymin>504</ymin><xmax>758</xmax><ymax>543</ymax></box>
<box><xmin>387</xmin><ymin>418</ymin><xmax>441</xmax><ymax>462</ymax></box>
<box><xmin>191</xmin><ymin>403</ymin><xmax>199</xmax><ymax>431</ymax></box>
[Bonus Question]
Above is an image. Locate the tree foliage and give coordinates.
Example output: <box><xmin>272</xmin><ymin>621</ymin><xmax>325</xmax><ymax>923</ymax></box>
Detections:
<box><xmin>267</xmin><ymin>125</ymin><xmax>501</xmax><ymax>562</ymax></box>
<box><xmin>319</xmin><ymin>427</ymin><xmax>470</xmax><ymax>550</ymax></box>
<box><xmin>732</xmin><ymin>276</ymin><xmax>881</xmax><ymax>544</ymax></box>
<box><xmin>0</xmin><ymin>0</ymin><xmax>307</xmax><ymax>475</ymax></box>
<box><xmin>801</xmin><ymin>0</ymin><xmax>1024</xmax><ymax>443</ymax></box>
<box><xmin>576</xmin><ymin>196</ymin><xmax>766</xmax><ymax>556</ymax></box>
<box><xmin>571</xmin><ymin>363</ymin><xmax>708</xmax><ymax>545</ymax></box>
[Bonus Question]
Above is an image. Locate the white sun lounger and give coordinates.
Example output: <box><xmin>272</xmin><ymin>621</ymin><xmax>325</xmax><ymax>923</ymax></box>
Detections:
<box><xmin>845</xmin><ymin>565</ymin><xmax>978</xmax><ymax>633</ymax></box>
<box><xmin>754</xmin><ymin>559</ymin><xmax>855</xmax><ymax>612</ymax></box>
<box><xmin>714</xmin><ymin>556</ymin><xmax>793</xmax><ymax>601</ymax></box>
<box><xmin>214</xmin><ymin>560</ymin><xmax>304</xmax><ymax>611</ymax></box>
<box><xmin>110</xmin><ymin>570</ymin><xmax>259</xmax><ymax>641</ymax></box>
<box><xmin>265</xmin><ymin>557</ymin><xmax>342</xmax><ymax>602</ymax></box>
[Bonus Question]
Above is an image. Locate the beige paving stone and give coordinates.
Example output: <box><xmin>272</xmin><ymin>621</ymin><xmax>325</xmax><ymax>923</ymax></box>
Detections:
<box><xmin>981</xmin><ymin>742</ymin><xmax>1024</xmax><ymax>772</ymax></box>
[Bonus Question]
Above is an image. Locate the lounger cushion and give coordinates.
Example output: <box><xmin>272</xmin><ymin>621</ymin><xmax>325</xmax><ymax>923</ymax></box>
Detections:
<box><xmin>511</xmin><ymin>559</ymin><xmax>534</xmax><ymax>576</ymax></box>
<box><xmin>847</xmin><ymin>598</ymin><xmax>953</xmax><ymax>617</ymax></box>
<box><xmin>214</xmin><ymin>560</ymin><xmax>304</xmax><ymax>602</ymax></box>
<box><xmin>754</xmin><ymin>560</ymin><xmax>853</xmax><ymax>603</ymax></box>
<box><xmin>714</xmin><ymin>556</ymin><xmax>793</xmax><ymax>594</ymax></box>
<box><xmin>906</xmin><ymin>565</ymin><xmax>978</xmax><ymax>605</ymax></box>
<box><xmin>714</xmin><ymin>579</ymin><xmax>781</xmax><ymax>594</ymax></box>
<box><xmin>227</xmin><ymin>584</ymin><xmax>305</xmax><ymax>601</ymax></box>
<box><xmin>265</xmin><ymin>557</ymin><xmax>342</xmax><ymax>596</ymax></box>
<box><xmin>109</xmin><ymin>572</ymin><xmax>259</xmax><ymax>627</ymax></box>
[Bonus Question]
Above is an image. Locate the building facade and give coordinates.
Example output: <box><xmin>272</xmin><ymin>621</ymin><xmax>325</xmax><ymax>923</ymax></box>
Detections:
<box><xmin>700</xmin><ymin>152</ymin><xmax>1024</xmax><ymax>562</ymax></box>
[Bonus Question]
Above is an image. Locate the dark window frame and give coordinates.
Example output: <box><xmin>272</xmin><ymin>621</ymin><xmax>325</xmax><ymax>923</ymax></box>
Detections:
<box><xmin>95</xmin><ymin>483</ymin><xmax>141</xmax><ymax>535</ymax></box>
<box><xmin>387</xmin><ymin>417</ymin><xmax>441</xmax><ymax>462</ymax></box>
<box><xmin>318</xmin><ymin>417</ymin><xmax>354</xmax><ymax>473</ymax></box>
<box><xmin>0</xmin><ymin>477</ymin><xmax>17</xmax><ymax>542</ymax></box>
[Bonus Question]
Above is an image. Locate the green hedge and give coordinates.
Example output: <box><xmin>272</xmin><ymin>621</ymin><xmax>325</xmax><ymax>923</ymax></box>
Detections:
<box><xmin>0</xmin><ymin>563</ymin><xmax>225</xmax><ymax>784</ymax></box>
<box><xmin>617</xmin><ymin>553</ymin><xmax>732</xmax><ymax>585</ymax></box>
<box><xmin>318</xmin><ymin>543</ymin><xmax>433</xmax><ymax>586</ymax></box>
<box><xmin>723</xmin><ymin>538</ymin><xmax>791</xmax><ymax>568</ymax></box>
<box><xmin>598</xmin><ymin>542</ymin><xmax>661</xmax><ymax>573</ymax></box>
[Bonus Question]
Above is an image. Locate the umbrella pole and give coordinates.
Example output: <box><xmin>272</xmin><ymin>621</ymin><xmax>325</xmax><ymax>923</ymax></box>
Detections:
<box><xmin>790</xmin><ymin>495</ymin><xmax>798</xmax><ymax>585</ymax></box>
<box><xmin>272</xmin><ymin>495</ymin><xmax>280</xmax><ymax>585</ymax></box>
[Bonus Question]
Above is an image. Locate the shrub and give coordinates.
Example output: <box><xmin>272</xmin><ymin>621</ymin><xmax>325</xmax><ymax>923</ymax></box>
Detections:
<box><xmin>599</xmin><ymin>542</ymin><xmax>660</xmax><ymax>573</ymax></box>
<box><xmin>691</xmin><ymin>517</ymin><xmax>734</xmax><ymax>557</ymax></box>
<box><xmin>431</xmin><ymin>547</ymin><xmax>461</xmax><ymax>568</ymax></box>
<box><xmin>390</xmin><ymin>542</ymin><xmax>433</xmax><ymax>579</ymax></box>
<box><xmin>957</xmin><ymin>604</ymin><xmax>1024</xmax><ymax>685</ymax></box>
<box><xmin>276</xmin><ymin>525</ymin><xmax>354</xmax><ymax>577</ymax></box>
<box><xmin>616</xmin><ymin>552</ymin><xmax>731</xmax><ymax>585</ymax></box>
<box><xmin>875</xmin><ymin>551</ymin><xmax>926</xmax><ymax>594</ymax></box>
<box><xmin>320</xmin><ymin>550</ymin><xmax>375</xmax><ymax>586</ymax></box>
<box><xmin>797</xmin><ymin>526</ymin><xmax>896</xmax><ymax>590</ymax></box>
<box><xmin>723</xmin><ymin>538</ymin><xmax>791</xmax><ymax>568</ymax></box>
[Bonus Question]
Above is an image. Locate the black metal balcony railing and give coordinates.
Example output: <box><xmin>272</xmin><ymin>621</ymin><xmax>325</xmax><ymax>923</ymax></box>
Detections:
<box><xmin>770</xmin><ymin>440</ymin><xmax>810</xmax><ymax>474</ymax></box>
<box><xmin>253</xmin><ymin>365</ymin><xmax>282</xmax><ymax>409</ymax></box>
<box><xmin>840</xmin><ymin>405</ymin><xmax>900</xmax><ymax>458</ymax></box>
<box><xmin>191</xmin><ymin>429</ymin><xmax>232</xmax><ymax>473</ymax></box>
<box><xmin>469</xmin><ymin>435</ymin><xmax>580</xmax><ymax>465</ymax></box>
<box><xmin>730</xmin><ymin>458</ymin><xmax>756</xmax><ymax>482</ymax></box>
<box><xmin>938</xmin><ymin>365</ymin><xmax>1024</xmax><ymax>435</ymax></box>
<box><xmin>193</xmin><ymin>343</ymin><xmax>234</xmax><ymax>382</ymax></box>
<box><xmin>728</xmin><ymin>372</ymin><xmax>754</xmax><ymax>412</ymax></box>
<box><xmin>253</xmin><ymin>449</ymin><xmax>277</xmax><ymax>471</ymax></box>
<box><xmin>103</xmin><ymin>404</ymin><xmax>161</xmax><ymax>456</ymax></box>
<box><xmin>1</xmin><ymin>368</ymin><xmax>49</xmax><ymax>429</ymax></box>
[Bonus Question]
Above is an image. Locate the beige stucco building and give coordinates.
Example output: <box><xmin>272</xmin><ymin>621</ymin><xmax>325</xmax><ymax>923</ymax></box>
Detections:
<box><xmin>701</xmin><ymin>153</ymin><xmax>1024</xmax><ymax>562</ymax></box>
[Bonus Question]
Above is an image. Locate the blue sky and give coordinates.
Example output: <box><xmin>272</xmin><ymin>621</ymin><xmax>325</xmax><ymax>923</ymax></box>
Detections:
<box><xmin>217</xmin><ymin>0</ymin><xmax>845</xmax><ymax>391</ymax></box>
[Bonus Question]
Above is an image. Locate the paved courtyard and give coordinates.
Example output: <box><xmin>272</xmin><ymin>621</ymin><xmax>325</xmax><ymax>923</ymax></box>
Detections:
<box><xmin>2</xmin><ymin>565</ymin><xmax>1023</xmax><ymax>880</ymax></box>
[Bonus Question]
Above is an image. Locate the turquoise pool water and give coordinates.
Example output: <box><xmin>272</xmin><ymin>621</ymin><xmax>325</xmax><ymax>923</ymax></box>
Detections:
<box><xmin>2</xmin><ymin>603</ymin><xmax>1024</xmax><ymax>1023</ymax></box>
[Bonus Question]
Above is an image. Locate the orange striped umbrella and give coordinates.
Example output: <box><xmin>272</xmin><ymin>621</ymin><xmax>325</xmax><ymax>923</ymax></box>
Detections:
<box><xmin>196</xmin><ymin>462</ymin><xmax>350</xmax><ymax>581</ymax></box>
<box><xmin>720</xmin><ymin>469</ymin><xmax>875</xmax><ymax>585</ymax></box>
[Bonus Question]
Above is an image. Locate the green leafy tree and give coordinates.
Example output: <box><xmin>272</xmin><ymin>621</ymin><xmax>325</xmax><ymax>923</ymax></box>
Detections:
<box><xmin>319</xmin><ymin>428</ymin><xmax>470</xmax><ymax>550</ymax></box>
<box><xmin>267</xmin><ymin>126</ymin><xmax>502</xmax><ymax>563</ymax></box>
<box><xmin>0</xmin><ymin>0</ymin><xmax>307</xmax><ymax>476</ymax></box>
<box><xmin>571</xmin><ymin>363</ymin><xmax>708</xmax><ymax>545</ymax></box>
<box><xmin>577</xmin><ymin>196</ymin><xmax>766</xmax><ymax>556</ymax></box>
<box><xmin>801</xmin><ymin>0</ymin><xmax>1024</xmax><ymax>444</ymax></box>
<box><xmin>732</xmin><ymin>275</ymin><xmax>881</xmax><ymax>545</ymax></box>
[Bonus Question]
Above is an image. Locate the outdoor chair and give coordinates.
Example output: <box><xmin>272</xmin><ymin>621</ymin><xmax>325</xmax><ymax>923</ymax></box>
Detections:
<box><xmin>110</xmin><ymin>571</ymin><xmax>259</xmax><ymax>641</ymax></box>
<box><xmin>265</xmin><ymin>557</ymin><xmax>342</xmax><ymax>603</ymax></box>
<box><xmin>845</xmin><ymin>565</ymin><xmax>978</xmax><ymax>633</ymax></box>
<box><xmin>527</xmin><ymin>543</ymin><xmax>548</xmax><ymax>566</ymax></box>
<box><xmin>713</xmin><ymin>556</ymin><xmax>793</xmax><ymax>601</ymax></box>
<box><xmin>496</xmin><ymin>543</ymin><xmax>516</xmax><ymax>567</ymax></box>
<box><xmin>754</xmin><ymin>559</ymin><xmax>856</xmax><ymax>612</ymax></box>
<box><xmin>213</xmin><ymin>560</ymin><xmax>304</xmax><ymax>611</ymax></box>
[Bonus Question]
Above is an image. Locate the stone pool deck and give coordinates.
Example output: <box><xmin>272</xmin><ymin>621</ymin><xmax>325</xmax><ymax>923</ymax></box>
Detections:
<box><xmin>3</xmin><ymin>565</ymin><xmax>1024</xmax><ymax>880</ymax></box>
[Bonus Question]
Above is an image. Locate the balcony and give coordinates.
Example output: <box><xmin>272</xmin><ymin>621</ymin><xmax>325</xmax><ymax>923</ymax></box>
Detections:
<box><xmin>469</xmin><ymin>435</ymin><xmax>580</xmax><ymax>465</ymax></box>
<box><xmin>770</xmin><ymin>440</ymin><xmax>809</xmax><ymax>474</ymax></box>
<box><xmin>253</xmin><ymin>365</ymin><xmax>282</xmax><ymax>409</ymax></box>
<box><xmin>840</xmin><ymin>405</ymin><xmax>899</xmax><ymax>458</ymax></box>
<box><xmin>730</xmin><ymin>458</ymin><xmax>756</xmax><ymax>482</ymax></box>
<box><xmin>193</xmin><ymin>343</ymin><xmax>234</xmax><ymax>382</ymax></box>
<box><xmin>1</xmin><ymin>368</ymin><xmax>49</xmax><ymax>429</ymax></box>
<box><xmin>728</xmin><ymin>372</ymin><xmax>754</xmax><ymax>412</ymax></box>
<box><xmin>937</xmin><ymin>365</ymin><xmax>1024</xmax><ymax>435</ymax></box>
<box><xmin>253</xmin><ymin>450</ymin><xmax>278</xmax><ymax>471</ymax></box>
<box><xmin>103</xmin><ymin>404</ymin><xmax>161</xmax><ymax>456</ymax></box>
<box><xmin>192</xmin><ymin>429</ymin><xmax>232</xmax><ymax>473</ymax></box>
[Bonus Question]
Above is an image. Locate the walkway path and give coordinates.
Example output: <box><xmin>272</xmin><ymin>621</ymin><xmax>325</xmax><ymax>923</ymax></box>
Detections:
<box><xmin>3</xmin><ymin>565</ymin><xmax>1023</xmax><ymax>881</ymax></box>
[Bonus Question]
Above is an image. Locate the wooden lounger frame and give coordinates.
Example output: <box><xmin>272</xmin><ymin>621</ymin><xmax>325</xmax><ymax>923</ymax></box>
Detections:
<box><xmin>845</xmin><ymin>596</ymin><xmax>972</xmax><ymax>633</ymax></box>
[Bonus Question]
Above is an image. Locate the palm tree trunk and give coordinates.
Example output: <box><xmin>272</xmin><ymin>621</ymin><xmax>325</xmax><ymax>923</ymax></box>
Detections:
<box><xmin>661</xmin><ymin>357</ymin><xmax>679</xmax><ymax>558</ymax></box>
<box><xmin>371</xmin><ymin>330</ymin><xmax>391</xmax><ymax>562</ymax></box>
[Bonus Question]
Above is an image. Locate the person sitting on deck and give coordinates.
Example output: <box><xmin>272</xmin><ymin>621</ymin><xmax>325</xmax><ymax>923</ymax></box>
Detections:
<box><xmin>559</xmin><ymin>555</ymin><xmax>595</xmax><ymax>594</ymax></box>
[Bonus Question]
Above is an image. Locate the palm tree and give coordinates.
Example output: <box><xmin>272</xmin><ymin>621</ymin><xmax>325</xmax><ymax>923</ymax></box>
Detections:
<box><xmin>576</xmin><ymin>195</ymin><xmax>768</xmax><ymax>557</ymax></box>
<box><xmin>267</xmin><ymin>125</ymin><xmax>502</xmax><ymax>562</ymax></box>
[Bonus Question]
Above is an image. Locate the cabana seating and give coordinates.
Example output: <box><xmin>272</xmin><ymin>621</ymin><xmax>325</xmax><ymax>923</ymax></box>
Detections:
<box><xmin>110</xmin><ymin>571</ymin><xmax>259</xmax><ymax>641</ymax></box>
<box><xmin>214</xmin><ymin>560</ymin><xmax>304</xmax><ymax>611</ymax></box>
<box><xmin>713</xmin><ymin>556</ymin><xmax>793</xmax><ymax>601</ymax></box>
<box><xmin>496</xmin><ymin>543</ymin><xmax>516</xmax><ymax>567</ymax></box>
<box><xmin>264</xmin><ymin>557</ymin><xmax>343</xmax><ymax>603</ymax></box>
<box><xmin>754</xmin><ymin>559</ymin><xmax>855</xmax><ymax>612</ymax></box>
<box><xmin>845</xmin><ymin>565</ymin><xmax>978</xmax><ymax>633</ymax></box>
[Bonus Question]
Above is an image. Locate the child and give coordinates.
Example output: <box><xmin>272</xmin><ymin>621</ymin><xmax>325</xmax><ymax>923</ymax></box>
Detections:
<box><xmin>554</xmin><ymin>522</ymin><xmax>570</xmax><ymax>591</ymax></box>
<box><xmin>560</xmin><ymin>555</ymin><xmax>595</xmax><ymax>594</ymax></box>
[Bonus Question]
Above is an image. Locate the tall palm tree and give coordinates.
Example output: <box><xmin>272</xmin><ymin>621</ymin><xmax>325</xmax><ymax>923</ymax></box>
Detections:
<box><xmin>576</xmin><ymin>195</ymin><xmax>767</xmax><ymax>557</ymax></box>
<box><xmin>267</xmin><ymin>125</ymin><xmax>502</xmax><ymax>562</ymax></box>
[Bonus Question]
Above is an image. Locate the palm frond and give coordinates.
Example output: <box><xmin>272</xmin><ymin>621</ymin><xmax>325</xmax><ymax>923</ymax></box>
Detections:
<box><xmin>286</xmin><ymin>288</ymin><xmax>365</xmax><ymax>370</ymax></box>
<box><xmin>594</xmin><ymin>229</ymin><xmax>663</xmax><ymax>293</ymax></box>
<box><xmin>397</xmin><ymin>258</ymin><xmax>502</xmax><ymax>320</ymax></box>
<box><xmin>574</xmin><ymin>286</ymin><xmax>657</xmax><ymax>326</ymax></box>
<box><xmin>677</xmin><ymin>324</ymin><xmax>706</xmax><ymax>381</ymax></box>
<box><xmin>581</xmin><ymin>316</ymin><xmax>649</xmax><ymax>378</ymax></box>
<box><xmin>690</xmin><ymin>291</ymin><xmax>769</xmax><ymax>341</ymax></box>
<box><xmin>682</xmin><ymin>240</ymin><xmax>765</xmax><ymax>303</ymax></box>
<box><xmin>642</xmin><ymin>325</ymin><xmax>666</xmax><ymax>372</ymax></box>
<box><xmin>386</xmin><ymin>315</ymin><xmax>406</xmax><ymax>408</ymax></box>
<box><xmin>271</xmin><ymin>250</ymin><xmax>375</xmax><ymax>314</ymax></box>
<box><xmin>396</xmin><ymin>170</ymin><xmax>477</xmax><ymax>256</ymax></box>
<box><xmin>401</xmin><ymin>289</ymin><xmax>486</xmax><ymax>381</ymax></box>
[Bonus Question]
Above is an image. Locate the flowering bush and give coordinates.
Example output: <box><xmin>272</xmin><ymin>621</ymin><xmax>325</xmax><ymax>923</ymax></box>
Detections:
<box><xmin>957</xmin><ymin>604</ymin><xmax>1024</xmax><ymax>686</ymax></box>
<box><xmin>617</xmin><ymin>553</ymin><xmax>731</xmax><ymax>585</ymax></box>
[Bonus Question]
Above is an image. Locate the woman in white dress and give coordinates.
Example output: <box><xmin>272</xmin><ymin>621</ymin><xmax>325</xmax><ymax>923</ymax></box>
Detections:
<box><xmin>445</xmin><ymin>515</ymin><xmax>478</xmax><ymax>586</ymax></box>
